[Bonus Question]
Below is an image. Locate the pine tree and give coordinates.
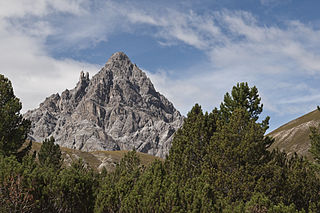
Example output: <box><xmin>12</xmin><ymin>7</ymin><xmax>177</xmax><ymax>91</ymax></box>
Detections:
<box><xmin>0</xmin><ymin>74</ymin><xmax>31</xmax><ymax>160</ymax></box>
<box><xmin>95</xmin><ymin>150</ymin><xmax>142</xmax><ymax>213</ymax></box>
<box><xmin>164</xmin><ymin>83</ymin><xmax>275</xmax><ymax>210</ymax></box>
<box><xmin>52</xmin><ymin>159</ymin><xmax>97</xmax><ymax>213</ymax></box>
<box><xmin>38</xmin><ymin>136</ymin><xmax>62</xmax><ymax>170</ymax></box>
<box><xmin>167</xmin><ymin>104</ymin><xmax>218</xmax><ymax>180</ymax></box>
<box><xmin>123</xmin><ymin>160</ymin><xmax>167</xmax><ymax>212</ymax></box>
<box><xmin>309</xmin><ymin>125</ymin><xmax>320</xmax><ymax>164</ymax></box>
<box><xmin>220</xmin><ymin>82</ymin><xmax>266</xmax><ymax>123</ymax></box>
<box><xmin>284</xmin><ymin>154</ymin><xmax>320</xmax><ymax>211</ymax></box>
<box><xmin>219</xmin><ymin>82</ymin><xmax>272</xmax><ymax>146</ymax></box>
<box><xmin>201</xmin><ymin>83</ymin><xmax>274</xmax><ymax>203</ymax></box>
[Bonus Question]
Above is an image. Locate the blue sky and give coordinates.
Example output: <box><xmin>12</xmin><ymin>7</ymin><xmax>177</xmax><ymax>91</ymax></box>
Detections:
<box><xmin>1</xmin><ymin>0</ymin><xmax>320</xmax><ymax>132</ymax></box>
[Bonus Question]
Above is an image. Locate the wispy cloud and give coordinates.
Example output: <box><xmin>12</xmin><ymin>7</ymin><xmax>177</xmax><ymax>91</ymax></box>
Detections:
<box><xmin>117</xmin><ymin>7</ymin><xmax>320</xmax><ymax>119</ymax></box>
<box><xmin>0</xmin><ymin>0</ymin><xmax>86</xmax><ymax>18</ymax></box>
<box><xmin>260</xmin><ymin>0</ymin><xmax>292</xmax><ymax>7</ymax></box>
<box><xmin>0</xmin><ymin>0</ymin><xmax>99</xmax><ymax>112</ymax></box>
<box><xmin>1</xmin><ymin>0</ymin><xmax>320</xmax><ymax>131</ymax></box>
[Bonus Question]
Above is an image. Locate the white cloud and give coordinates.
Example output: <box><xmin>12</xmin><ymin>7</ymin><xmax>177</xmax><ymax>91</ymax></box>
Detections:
<box><xmin>0</xmin><ymin>0</ymin><xmax>86</xmax><ymax>18</ymax></box>
<box><xmin>129</xmin><ymin>9</ymin><xmax>320</xmax><ymax>118</ymax></box>
<box><xmin>0</xmin><ymin>32</ymin><xmax>100</xmax><ymax>111</ymax></box>
<box><xmin>104</xmin><ymin>5</ymin><xmax>224</xmax><ymax>50</ymax></box>
<box><xmin>1</xmin><ymin>0</ymin><xmax>320</xmax><ymax>131</ymax></box>
<box><xmin>0</xmin><ymin>0</ymin><xmax>99</xmax><ymax>112</ymax></box>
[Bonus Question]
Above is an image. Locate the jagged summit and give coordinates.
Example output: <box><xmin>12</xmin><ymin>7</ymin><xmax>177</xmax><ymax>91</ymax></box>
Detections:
<box><xmin>107</xmin><ymin>51</ymin><xmax>131</xmax><ymax>63</ymax></box>
<box><xmin>24</xmin><ymin>52</ymin><xmax>183</xmax><ymax>158</ymax></box>
<box><xmin>105</xmin><ymin>52</ymin><xmax>132</xmax><ymax>73</ymax></box>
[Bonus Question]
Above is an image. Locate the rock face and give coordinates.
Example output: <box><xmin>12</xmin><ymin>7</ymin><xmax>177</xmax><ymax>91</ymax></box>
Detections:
<box><xmin>24</xmin><ymin>52</ymin><xmax>183</xmax><ymax>158</ymax></box>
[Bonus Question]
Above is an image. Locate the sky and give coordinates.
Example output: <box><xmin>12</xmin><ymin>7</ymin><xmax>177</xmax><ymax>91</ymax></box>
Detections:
<box><xmin>1</xmin><ymin>0</ymin><xmax>320</xmax><ymax>132</ymax></box>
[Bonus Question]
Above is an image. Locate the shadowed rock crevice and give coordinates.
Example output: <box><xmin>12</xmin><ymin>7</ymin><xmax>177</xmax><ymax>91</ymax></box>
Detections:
<box><xmin>24</xmin><ymin>52</ymin><xmax>183</xmax><ymax>158</ymax></box>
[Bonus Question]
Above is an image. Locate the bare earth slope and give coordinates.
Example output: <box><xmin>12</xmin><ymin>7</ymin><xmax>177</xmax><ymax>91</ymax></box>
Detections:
<box><xmin>268</xmin><ymin>109</ymin><xmax>320</xmax><ymax>160</ymax></box>
<box><xmin>30</xmin><ymin>141</ymin><xmax>161</xmax><ymax>172</ymax></box>
<box><xmin>24</xmin><ymin>52</ymin><xmax>183</xmax><ymax>158</ymax></box>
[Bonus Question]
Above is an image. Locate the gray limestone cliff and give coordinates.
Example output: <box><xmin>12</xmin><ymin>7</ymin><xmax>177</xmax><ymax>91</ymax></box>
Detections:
<box><xmin>24</xmin><ymin>52</ymin><xmax>183</xmax><ymax>158</ymax></box>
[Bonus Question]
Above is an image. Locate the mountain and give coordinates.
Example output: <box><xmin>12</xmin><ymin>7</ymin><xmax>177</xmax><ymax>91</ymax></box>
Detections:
<box><xmin>268</xmin><ymin>109</ymin><xmax>320</xmax><ymax>160</ymax></box>
<box><xmin>24</xmin><ymin>52</ymin><xmax>183</xmax><ymax>158</ymax></box>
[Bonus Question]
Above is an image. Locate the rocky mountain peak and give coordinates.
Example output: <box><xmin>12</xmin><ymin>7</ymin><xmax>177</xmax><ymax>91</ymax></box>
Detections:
<box><xmin>24</xmin><ymin>52</ymin><xmax>183</xmax><ymax>158</ymax></box>
<box><xmin>105</xmin><ymin>52</ymin><xmax>133</xmax><ymax>74</ymax></box>
<box><xmin>107</xmin><ymin>51</ymin><xmax>131</xmax><ymax>63</ymax></box>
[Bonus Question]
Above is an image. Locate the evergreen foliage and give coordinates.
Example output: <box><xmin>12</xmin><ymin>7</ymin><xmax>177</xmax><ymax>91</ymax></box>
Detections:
<box><xmin>38</xmin><ymin>136</ymin><xmax>62</xmax><ymax>170</ymax></box>
<box><xmin>95</xmin><ymin>150</ymin><xmax>143</xmax><ymax>212</ymax></box>
<box><xmin>1</xmin><ymin>78</ymin><xmax>320</xmax><ymax>212</ymax></box>
<box><xmin>167</xmin><ymin>104</ymin><xmax>218</xmax><ymax>180</ymax></box>
<box><xmin>309</xmin><ymin>125</ymin><xmax>320</xmax><ymax>164</ymax></box>
<box><xmin>220</xmin><ymin>82</ymin><xmax>263</xmax><ymax>121</ymax></box>
<box><xmin>0</xmin><ymin>74</ymin><xmax>31</xmax><ymax>160</ymax></box>
<box><xmin>51</xmin><ymin>159</ymin><xmax>97</xmax><ymax>213</ymax></box>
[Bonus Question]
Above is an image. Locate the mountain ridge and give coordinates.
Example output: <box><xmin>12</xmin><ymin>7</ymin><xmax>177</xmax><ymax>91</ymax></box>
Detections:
<box><xmin>24</xmin><ymin>52</ymin><xmax>183</xmax><ymax>158</ymax></box>
<box><xmin>268</xmin><ymin>108</ymin><xmax>320</xmax><ymax>160</ymax></box>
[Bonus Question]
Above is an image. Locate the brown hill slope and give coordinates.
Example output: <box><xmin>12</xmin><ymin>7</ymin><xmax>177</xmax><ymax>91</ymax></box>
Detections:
<box><xmin>268</xmin><ymin>109</ymin><xmax>320</xmax><ymax>160</ymax></box>
<box><xmin>30</xmin><ymin>141</ymin><xmax>161</xmax><ymax>172</ymax></box>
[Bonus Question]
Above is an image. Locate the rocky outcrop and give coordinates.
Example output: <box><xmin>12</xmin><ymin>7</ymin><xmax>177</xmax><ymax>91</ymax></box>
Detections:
<box><xmin>24</xmin><ymin>52</ymin><xmax>183</xmax><ymax>158</ymax></box>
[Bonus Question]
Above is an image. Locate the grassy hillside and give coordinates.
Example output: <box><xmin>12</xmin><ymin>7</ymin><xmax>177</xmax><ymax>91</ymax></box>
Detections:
<box><xmin>268</xmin><ymin>109</ymin><xmax>320</xmax><ymax>160</ymax></box>
<box><xmin>30</xmin><ymin>141</ymin><xmax>162</xmax><ymax>172</ymax></box>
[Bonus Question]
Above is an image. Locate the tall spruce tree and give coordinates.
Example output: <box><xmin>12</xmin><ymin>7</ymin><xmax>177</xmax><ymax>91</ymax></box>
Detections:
<box><xmin>0</xmin><ymin>74</ymin><xmax>31</xmax><ymax>160</ymax></box>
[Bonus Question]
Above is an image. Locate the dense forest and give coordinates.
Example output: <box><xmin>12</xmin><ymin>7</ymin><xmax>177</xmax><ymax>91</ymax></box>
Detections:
<box><xmin>1</xmin><ymin>73</ymin><xmax>320</xmax><ymax>213</ymax></box>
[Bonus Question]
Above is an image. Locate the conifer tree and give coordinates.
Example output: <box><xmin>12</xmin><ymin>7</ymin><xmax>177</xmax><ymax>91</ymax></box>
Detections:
<box><xmin>220</xmin><ymin>82</ymin><xmax>263</xmax><ymax>121</ymax></box>
<box><xmin>52</xmin><ymin>159</ymin><xmax>96</xmax><ymax>213</ymax></box>
<box><xmin>38</xmin><ymin>136</ymin><xmax>62</xmax><ymax>170</ymax></box>
<box><xmin>284</xmin><ymin>154</ymin><xmax>320</xmax><ymax>211</ymax></box>
<box><xmin>0</xmin><ymin>74</ymin><xmax>31</xmax><ymax>160</ymax></box>
<box><xmin>167</xmin><ymin>104</ymin><xmax>218</xmax><ymax>180</ymax></box>
<box><xmin>204</xmin><ymin>108</ymin><xmax>271</xmax><ymax>202</ymax></box>
<box><xmin>309</xmin><ymin>125</ymin><xmax>320</xmax><ymax>164</ymax></box>
<box><xmin>123</xmin><ymin>160</ymin><xmax>167</xmax><ymax>212</ymax></box>
<box><xmin>95</xmin><ymin>150</ymin><xmax>142</xmax><ymax>213</ymax></box>
<box><xmin>220</xmin><ymin>82</ymin><xmax>272</xmax><ymax>146</ymax></box>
